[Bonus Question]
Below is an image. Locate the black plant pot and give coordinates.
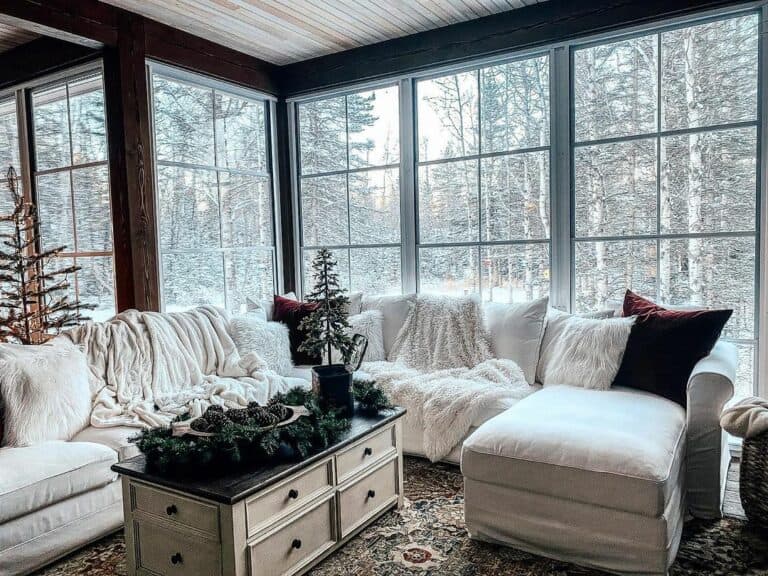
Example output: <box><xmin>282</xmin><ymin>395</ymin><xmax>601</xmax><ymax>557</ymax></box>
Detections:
<box><xmin>312</xmin><ymin>364</ymin><xmax>354</xmax><ymax>417</ymax></box>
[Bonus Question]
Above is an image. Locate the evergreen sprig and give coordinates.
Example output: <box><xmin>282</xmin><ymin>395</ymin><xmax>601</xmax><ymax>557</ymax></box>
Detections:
<box><xmin>132</xmin><ymin>387</ymin><xmax>351</xmax><ymax>474</ymax></box>
<box><xmin>352</xmin><ymin>378</ymin><xmax>393</xmax><ymax>413</ymax></box>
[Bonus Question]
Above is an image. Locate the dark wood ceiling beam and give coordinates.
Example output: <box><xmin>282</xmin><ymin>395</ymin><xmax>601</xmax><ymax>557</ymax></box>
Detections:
<box><xmin>278</xmin><ymin>0</ymin><xmax>753</xmax><ymax>96</ymax></box>
<box><xmin>0</xmin><ymin>36</ymin><xmax>99</xmax><ymax>89</ymax></box>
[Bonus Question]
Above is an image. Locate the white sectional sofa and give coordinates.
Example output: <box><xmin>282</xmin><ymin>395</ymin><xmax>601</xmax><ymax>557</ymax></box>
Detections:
<box><xmin>0</xmin><ymin>294</ymin><xmax>736</xmax><ymax>575</ymax></box>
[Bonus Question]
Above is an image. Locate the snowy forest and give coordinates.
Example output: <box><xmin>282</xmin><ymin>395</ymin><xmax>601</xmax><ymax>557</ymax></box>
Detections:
<box><xmin>151</xmin><ymin>73</ymin><xmax>275</xmax><ymax>313</ymax></box>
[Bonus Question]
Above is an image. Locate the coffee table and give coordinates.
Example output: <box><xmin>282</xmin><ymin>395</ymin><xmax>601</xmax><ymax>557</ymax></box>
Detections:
<box><xmin>112</xmin><ymin>406</ymin><xmax>405</xmax><ymax>576</ymax></box>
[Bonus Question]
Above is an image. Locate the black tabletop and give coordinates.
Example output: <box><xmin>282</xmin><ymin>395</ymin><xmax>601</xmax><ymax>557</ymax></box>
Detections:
<box><xmin>112</xmin><ymin>406</ymin><xmax>406</xmax><ymax>505</ymax></box>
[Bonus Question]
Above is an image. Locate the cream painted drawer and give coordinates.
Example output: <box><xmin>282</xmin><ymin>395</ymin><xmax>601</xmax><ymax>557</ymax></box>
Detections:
<box><xmin>246</xmin><ymin>457</ymin><xmax>333</xmax><ymax>537</ymax></box>
<box><xmin>132</xmin><ymin>482</ymin><xmax>219</xmax><ymax>539</ymax></box>
<box><xmin>338</xmin><ymin>457</ymin><xmax>399</xmax><ymax>538</ymax></box>
<box><xmin>135</xmin><ymin>521</ymin><xmax>221</xmax><ymax>576</ymax></box>
<box><xmin>336</xmin><ymin>425</ymin><xmax>396</xmax><ymax>484</ymax></box>
<box><xmin>248</xmin><ymin>494</ymin><xmax>336</xmax><ymax>576</ymax></box>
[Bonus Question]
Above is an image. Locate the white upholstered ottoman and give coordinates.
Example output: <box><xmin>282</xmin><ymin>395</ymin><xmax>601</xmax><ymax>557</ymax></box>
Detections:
<box><xmin>461</xmin><ymin>385</ymin><xmax>686</xmax><ymax>576</ymax></box>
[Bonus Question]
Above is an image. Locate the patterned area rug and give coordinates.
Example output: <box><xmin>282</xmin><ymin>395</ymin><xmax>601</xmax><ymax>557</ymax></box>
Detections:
<box><xmin>35</xmin><ymin>457</ymin><xmax>768</xmax><ymax>576</ymax></box>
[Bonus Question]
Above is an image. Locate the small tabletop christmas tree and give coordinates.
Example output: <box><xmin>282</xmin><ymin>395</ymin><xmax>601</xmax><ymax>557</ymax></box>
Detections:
<box><xmin>0</xmin><ymin>166</ymin><xmax>92</xmax><ymax>344</ymax></box>
<box><xmin>299</xmin><ymin>248</ymin><xmax>355</xmax><ymax>367</ymax></box>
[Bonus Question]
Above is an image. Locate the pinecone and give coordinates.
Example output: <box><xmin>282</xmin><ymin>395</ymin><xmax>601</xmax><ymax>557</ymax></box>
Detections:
<box><xmin>267</xmin><ymin>402</ymin><xmax>290</xmax><ymax>422</ymax></box>
<box><xmin>190</xmin><ymin>417</ymin><xmax>211</xmax><ymax>433</ymax></box>
<box><xmin>204</xmin><ymin>407</ymin><xmax>228</xmax><ymax>429</ymax></box>
<box><xmin>226</xmin><ymin>408</ymin><xmax>250</xmax><ymax>425</ymax></box>
<box><xmin>206</xmin><ymin>405</ymin><xmax>224</xmax><ymax>413</ymax></box>
<box><xmin>250</xmin><ymin>406</ymin><xmax>280</xmax><ymax>427</ymax></box>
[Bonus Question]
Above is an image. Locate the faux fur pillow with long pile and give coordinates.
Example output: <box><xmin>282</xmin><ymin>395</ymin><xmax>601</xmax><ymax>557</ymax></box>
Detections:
<box><xmin>230</xmin><ymin>314</ymin><xmax>294</xmax><ymax>376</ymax></box>
<box><xmin>537</xmin><ymin>309</ymin><xmax>635</xmax><ymax>390</ymax></box>
<box><xmin>0</xmin><ymin>338</ymin><xmax>91</xmax><ymax>446</ymax></box>
<box><xmin>391</xmin><ymin>295</ymin><xmax>491</xmax><ymax>370</ymax></box>
<box><xmin>330</xmin><ymin>309</ymin><xmax>386</xmax><ymax>364</ymax></box>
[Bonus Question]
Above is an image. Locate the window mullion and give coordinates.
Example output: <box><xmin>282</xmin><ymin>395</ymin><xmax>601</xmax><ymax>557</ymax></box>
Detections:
<box><xmin>399</xmin><ymin>78</ymin><xmax>417</xmax><ymax>294</ymax></box>
<box><xmin>551</xmin><ymin>45</ymin><xmax>572</xmax><ymax>312</ymax></box>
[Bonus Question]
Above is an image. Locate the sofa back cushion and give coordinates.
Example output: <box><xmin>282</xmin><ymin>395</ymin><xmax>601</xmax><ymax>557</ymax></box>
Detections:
<box><xmin>482</xmin><ymin>297</ymin><xmax>548</xmax><ymax>385</ymax></box>
<box><xmin>0</xmin><ymin>339</ymin><xmax>91</xmax><ymax>446</ymax></box>
<box><xmin>361</xmin><ymin>293</ymin><xmax>416</xmax><ymax>360</ymax></box>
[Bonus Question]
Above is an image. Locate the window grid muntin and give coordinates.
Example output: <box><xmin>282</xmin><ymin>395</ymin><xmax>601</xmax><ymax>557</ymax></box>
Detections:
<box><xmin>569</xmin><ymin>13</ymin><xmax>760</xmax><ymax>392</ymax></box>
<box><xmin>413</xmin><ymin>54</ymin><xmax>552</xmax><ymax>300</ymax></box>
<box><xmin>150</xmin><ymin>68</ymin><xmax>277</xmax><ymax>312</ymax></box>
<box><xmin>296</xmin><ymin>83</ymin><xmax>402</xmax><ymax>295</ymax></box>
<box><xmin>29</xmin><ymin>69</ymin><xmax>115</xmax><ymax>317</ymax></box>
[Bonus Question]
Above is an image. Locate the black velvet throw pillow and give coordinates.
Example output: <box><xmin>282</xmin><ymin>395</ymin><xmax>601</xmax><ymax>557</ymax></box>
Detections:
<box><xmin>611</xmin><ymin>290</ymin><xmax>732</xmax><ymax>408</ymax></box>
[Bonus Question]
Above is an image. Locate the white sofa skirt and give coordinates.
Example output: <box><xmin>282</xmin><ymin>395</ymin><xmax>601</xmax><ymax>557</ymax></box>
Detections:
<box><xmin>0</xmin><ymin>481</ymin><xmax>123</xmax><ymax>576</ymax></box>
<box><xmin>465</xmin><ymin>478</ymin><xmax>684</xmax><ymax>576</ymax></box>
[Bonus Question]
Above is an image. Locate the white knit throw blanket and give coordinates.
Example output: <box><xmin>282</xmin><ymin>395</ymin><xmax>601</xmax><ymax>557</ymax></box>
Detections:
<box><xmin>366</xmin><ymin>295</ymin><xmax>534</xmax><ymax>461</ymax></box>
<box><xmin>720</xmin><ymin>396</ymin><xmax>768</xmax><ymax>439</ymax></box>
<box><xmin>64</xmin><ymin>306</ymin><xmax>304</xmax><ymax>429</ymax></box>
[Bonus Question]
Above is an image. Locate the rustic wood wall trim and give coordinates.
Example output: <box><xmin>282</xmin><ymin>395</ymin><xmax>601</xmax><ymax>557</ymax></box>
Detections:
<box><xmin>0</xmin><ymin>37</ymin><xmax>98</xmax><ymax>90</ymax></box>
<box><xmin>277</xmin><ymin>0</ymin><xmax>752</xmax><ymax>96</ymax></box>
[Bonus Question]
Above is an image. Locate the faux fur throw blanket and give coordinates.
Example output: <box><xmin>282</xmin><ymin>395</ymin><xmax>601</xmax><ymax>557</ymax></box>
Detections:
<box><xmin>64</xmin><ymin>306</ymin><xmax>304</xmax><ymax>429</ymax></box>
<box><xmin>720</xmin><ymin>396</ymin><xmax>768</xmax><ymax>439</ymax></box>
<box><xmin>390</xmin><ymin>295</ymin><xmax>492</xmax><ymax>370</ymax></box>
<box><xmin>362</xmin><ymin>359</ymin><xmax>535</xmax><ymax>461</ymax></box>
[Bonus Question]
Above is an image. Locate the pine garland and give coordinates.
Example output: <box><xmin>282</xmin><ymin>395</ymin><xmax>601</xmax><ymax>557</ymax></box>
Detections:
<box><xmin>132</xmin><ymin>387</ymin><xmax>351</xmax><ymax>474</ymax></box>
<box><xmin>352</xmin><ymin>378</ymin><xmax>393</xmax><ymax>413</ymax></box>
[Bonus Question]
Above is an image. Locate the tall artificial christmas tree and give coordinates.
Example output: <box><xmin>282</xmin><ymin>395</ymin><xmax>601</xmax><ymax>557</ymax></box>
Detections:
<box><xmin>299</xmin><ymin>248</ymin><xmax>355</xmax><ymax>365</ymax></box>
<box><xmin>0</xmin><ymin>166</ymin><xmax>92</xmax><ymax>345</ymax></box>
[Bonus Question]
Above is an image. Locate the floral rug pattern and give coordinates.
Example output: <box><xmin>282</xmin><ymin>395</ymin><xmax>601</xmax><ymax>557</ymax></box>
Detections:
<box><xmin>34</xmin><ymin>458</ymin><xmax>768</xmax><ymax>576</ymax></box>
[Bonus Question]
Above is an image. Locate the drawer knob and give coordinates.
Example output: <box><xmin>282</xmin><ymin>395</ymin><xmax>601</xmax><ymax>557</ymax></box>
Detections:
<box><xmin>170</xmin><ymin>552</ymin><xmax>183</xmax><ymax>565</ymax></box>
<box><xmin>367</xmin><ymin>489</ymin><xmax>376</xmax><ymax>499</ymax></box>
<box><xmin>288</xmin><ymin>488</ymin><xmax>299</xmax><ymax>500</ymax></box>
<box><xmin>291</xmin><ymin>538</ymin><xmax>302</xmax><ymax>550</ymax></box>
<box><xmin>363</xmin><ymin>447</ymin><xmax>373</xmax><ymax>456</ymax></box>
<box><xmin>166</xmin><ymin>504</ymin><xmax>177</xmax><ymax>516</ymax></box>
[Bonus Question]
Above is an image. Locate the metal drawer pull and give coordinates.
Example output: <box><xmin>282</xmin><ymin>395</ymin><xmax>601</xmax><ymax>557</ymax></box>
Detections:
<box><xmin>288</xmin><ymin>488</ymin><xmax>299</xmax><ymax>499</ymax></box>
<box><xmin>166</xmin><ymin>504</ymin><xmax>177</xmax><ymax>516</ymax></box>
<box><xmin>363</xmin><ymin>447</ymin><xmax>373</xmax><ymax>456</ymax></box>
<box><xmin>291</xmin><ymin>538</ymin><xmax>302</xmax><ymax>550</ymax></box>
<box><xmin>367</xmin><ymin>489</ymin><xmax>376</xmax><ymax>499</ymax></box>
<box><xmin>170</xmin><ymin>552</ymin><xmax>183</xmax><ymax>565</ymax></box>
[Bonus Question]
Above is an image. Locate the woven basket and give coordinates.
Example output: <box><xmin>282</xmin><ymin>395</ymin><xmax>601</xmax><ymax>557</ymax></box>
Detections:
<box><xmin>740</xmin><ymin>430</ymin><xmax>768</xmax><ymax>525</ymax></box>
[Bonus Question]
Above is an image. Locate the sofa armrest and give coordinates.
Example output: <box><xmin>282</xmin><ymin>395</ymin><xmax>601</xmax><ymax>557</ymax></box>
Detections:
<box><xmin>685</xmin><ymin>340</ymin><xmax>737</xmax><ymax>519</ymax></box>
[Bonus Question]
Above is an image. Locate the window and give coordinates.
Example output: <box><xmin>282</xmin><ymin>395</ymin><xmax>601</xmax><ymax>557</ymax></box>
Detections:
<box><xmin>291</xmin><ymin>9</ymin><xmax>763</xmax><ymax>398</ymax></box>
<box><xmin>572</xmin><ymin>14</ymin><xmax>759</xmax><ymax>397</ymax></box>
<box><xmin>150</xmin><ymin>66</ymin><xmax>277</xmax><ymax>312</ymax></box>
<box><xmin>416</xmin><ymin>55</ymin><xmax>550</xmax><ymax>302</ymax></box>
<box><xmin>30</xmin><ymin>71</ymin><xmax>116</xmax><ymax>321</ymax></box>
<box><xmin>0</xmin><ymin>96</ymin><xmax>20</xmax><ymax>218</ymax></box>
<box><xmin>297</xmin><ymin>85</ymin><xmax>401</xmax><ymax>295</ymax></box>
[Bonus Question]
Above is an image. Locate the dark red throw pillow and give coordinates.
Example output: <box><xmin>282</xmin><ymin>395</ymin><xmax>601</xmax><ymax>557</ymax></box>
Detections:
<box><xmin>272</xmin><ymin>295</ymin><xmax>321</xmax><ymax>365</ymax></box>
<box><xmin>612</xmin><ymin>290</ymin><xmax>732</xmax><ymax>407</ymax></box>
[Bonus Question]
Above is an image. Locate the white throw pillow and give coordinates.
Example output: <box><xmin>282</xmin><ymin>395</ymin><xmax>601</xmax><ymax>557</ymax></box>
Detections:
<box><xmin>361</xmin><ymin>293</ymin><xmax>416</xmax><ymax>361</ymax></box>
<box><xmin>536</xmin><ymin>309</ymin><xmax>635</xmax><ymax>390</ymax></box>
<box><xmin>230</xmin><ymin>314</ymin><xmax>294</xmax><ymax>376</ymax></box>
<box><xmin>330</xmin><ymin>310</ymin><xmax>386</xmax><ymax>364</ymax></box>
<box><xmin>0</xmin><ymin>339</ymin><xmax>91</xmax><ymax>446</ymax></box>
<box><xmin>483</xmin><ymin>297</ymin><xmax>548</xmax><ymax>385</ymax></box>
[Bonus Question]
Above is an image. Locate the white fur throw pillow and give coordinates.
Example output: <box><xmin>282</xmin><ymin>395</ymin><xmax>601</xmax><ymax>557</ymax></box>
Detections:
<box><xmin>330</xmin><ymin>310</ymin><xmax>386</xmax><ymax>364</ymax></box>
<box><xmin>0</xmin><ymin>338</ymin><xmax>91</xmax><ymax>446</ymax></box>
<box><xmin>230</xmin><ymin>315</ymin><xmax>294</xmax><ymax>375</ymax></box>
<box><xmin>536</xmin><ymin>309</ymin><xmax>635</xmax><ymax>390</ymax></box>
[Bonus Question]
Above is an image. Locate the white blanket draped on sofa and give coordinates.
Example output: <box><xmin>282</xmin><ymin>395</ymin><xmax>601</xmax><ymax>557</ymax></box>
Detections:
<box><xmin>63</xmin><ymin>306</ymin><xmax>302</xmax><ymax>429</ymax></box>
<box><xmin>362</xmin><ymin>295</ymin><xmax>536</xmax><ymax>461</ymax></box>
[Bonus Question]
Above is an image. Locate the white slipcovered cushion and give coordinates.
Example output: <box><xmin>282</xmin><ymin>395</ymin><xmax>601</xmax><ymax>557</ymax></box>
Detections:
<box><xmin>483</xmin><ymin>297</ymin><xmax>548</xmax><ymax>385</ymax></box>
<box><xmin>229</xmin><ymin>314</ymin><xmax>294</xmax><ymax>376</ymax></box>
<box><xmin>535</xmin><ymin>309</ymin><xmax>634</xmax><ymax>390</ymax></box>
<box><xmin>0</xmin><ymin>339</ymin><xmax>92</xmax><ymax>446</ymax></box>
<box><xmin>0</xmin><ymin>440</ymin><xmax>117</xmax><ymax>524</ymax></box>
<box><xmin>462</xmin><ymin>385</ymin><xmax>686</xmax><ymax>516</ymax></box>
<box><xmin>361</xmin><ymin>293</ymin><xmax>416</xmax><ymax>360</ymax></box>
<box><xmin>71</xmin><ymin>426</ymin><xmax>141</xmax><ymax>461</ymax></box>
